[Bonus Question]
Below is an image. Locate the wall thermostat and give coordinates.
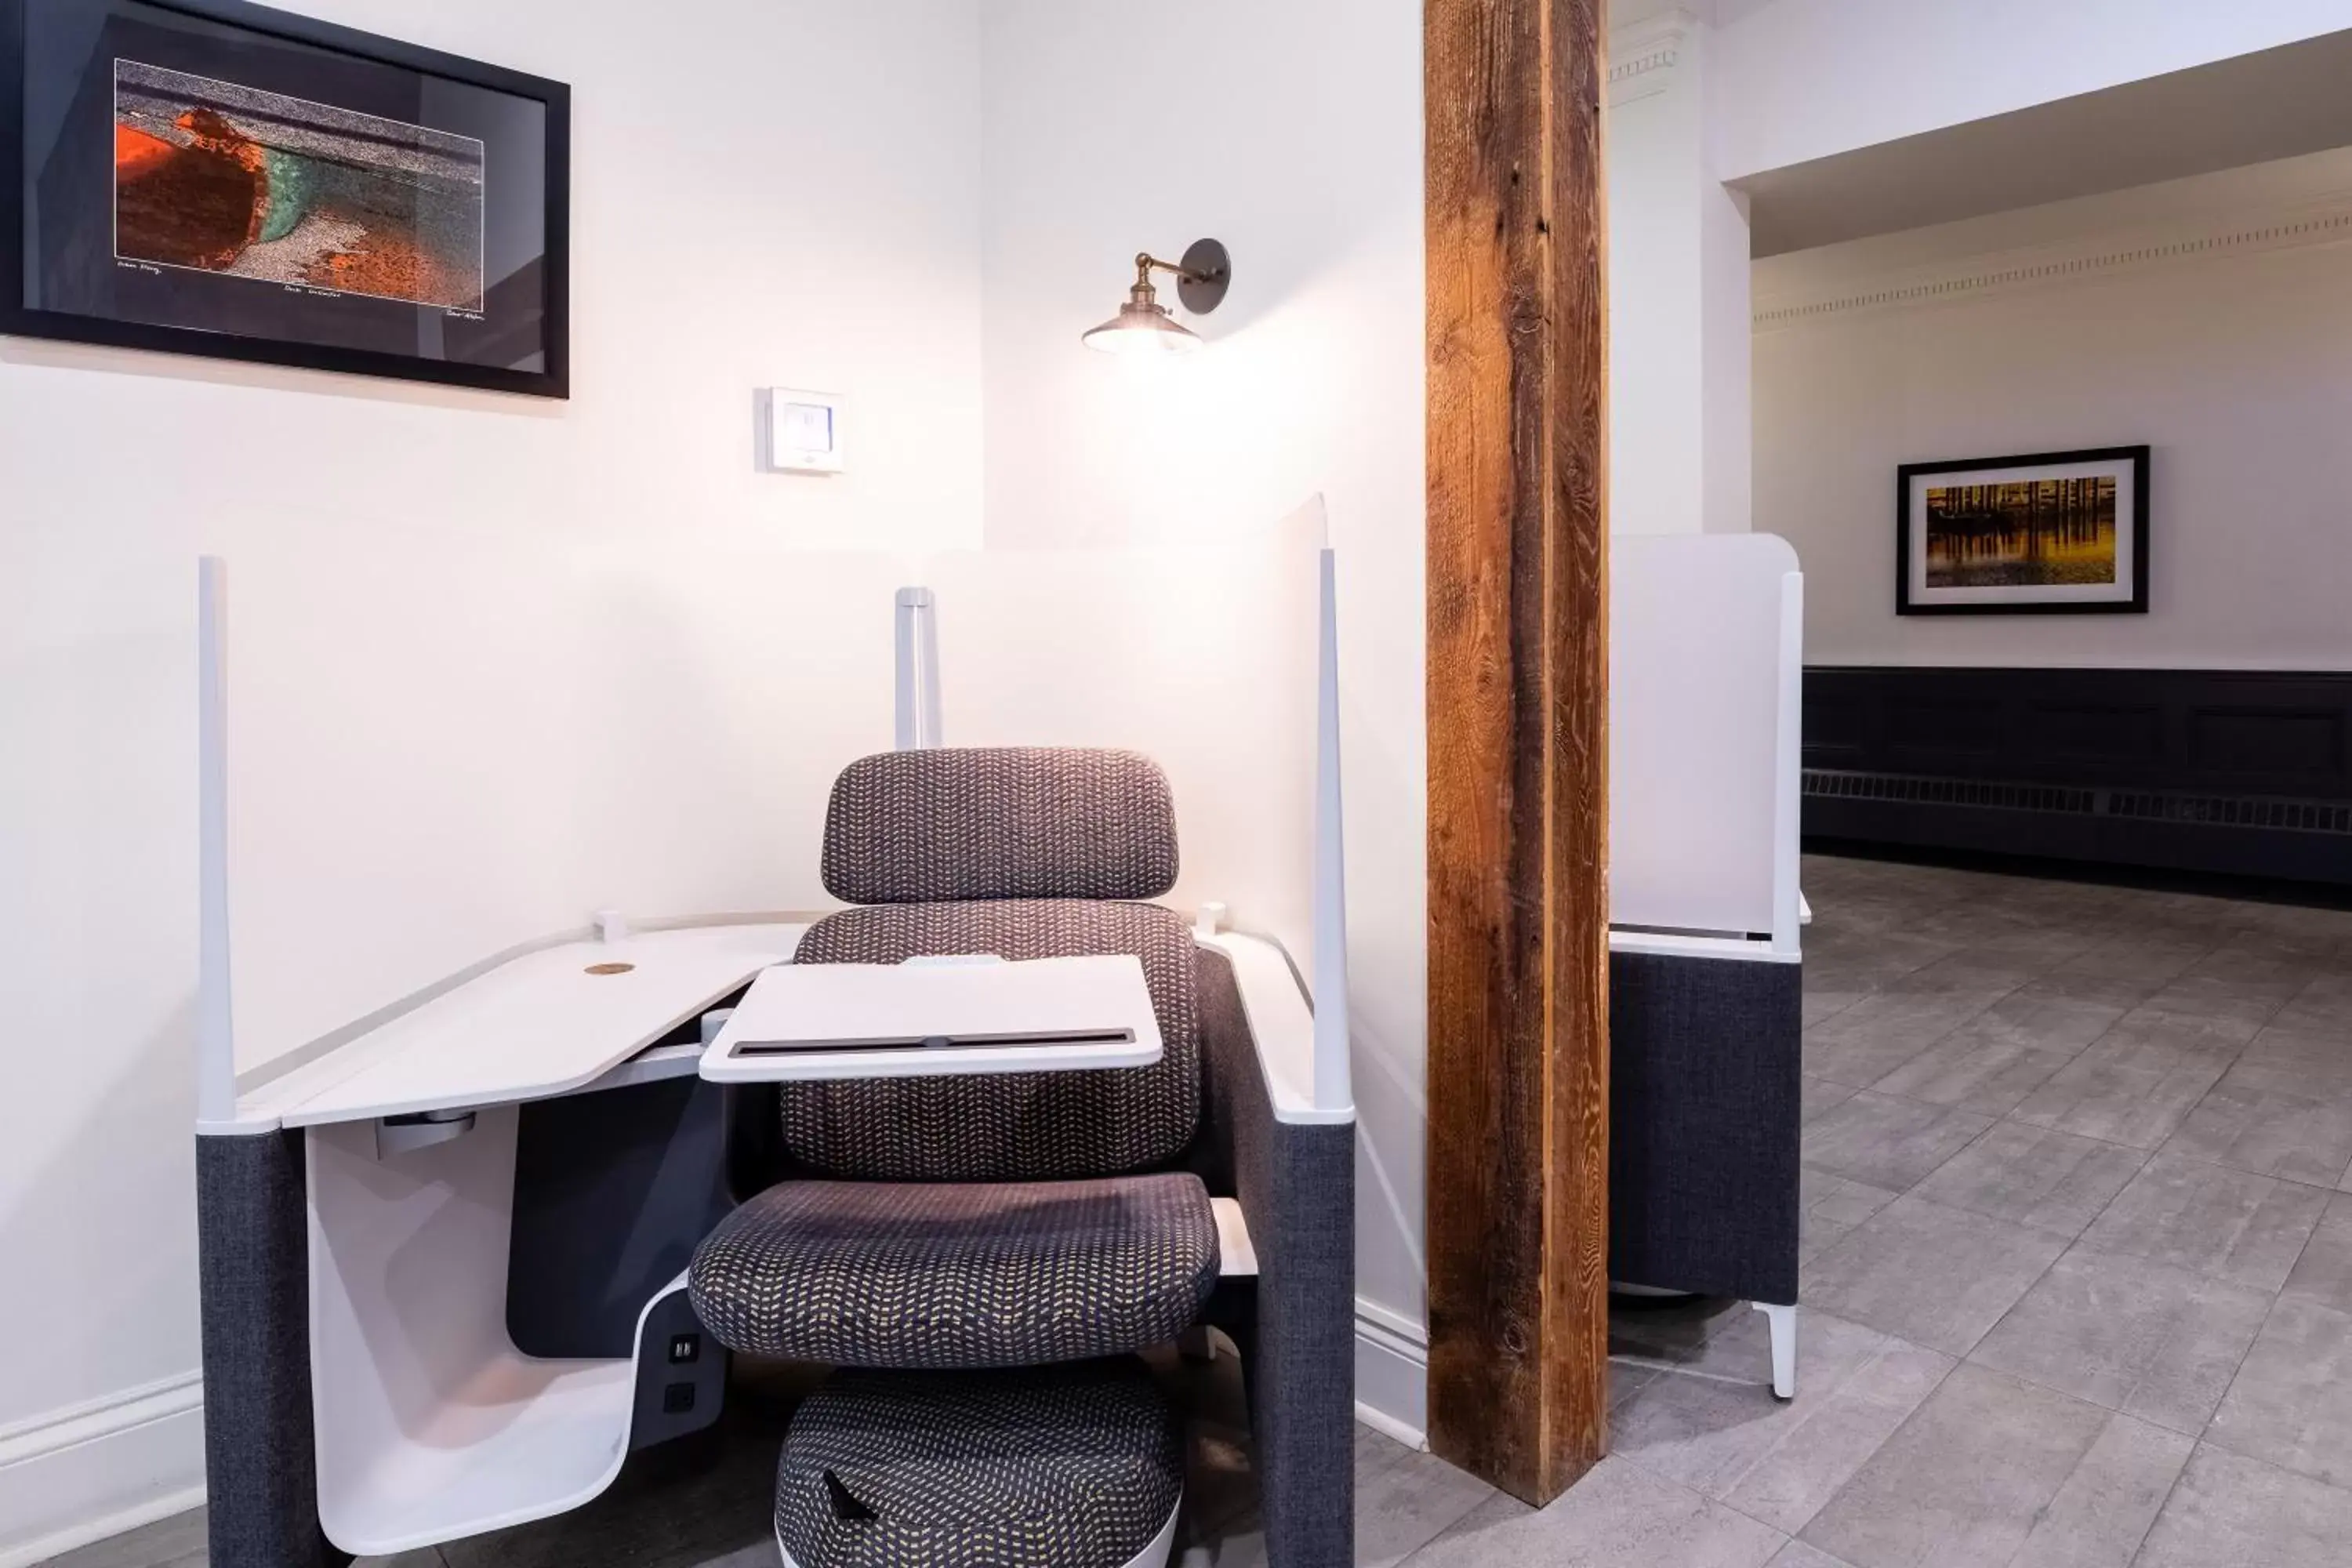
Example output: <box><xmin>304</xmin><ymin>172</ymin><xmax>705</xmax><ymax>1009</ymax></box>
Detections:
<box><xmin>762</xmin><ymin>388</ymin><xmax>846</xmax><ymax>474</ymax></box>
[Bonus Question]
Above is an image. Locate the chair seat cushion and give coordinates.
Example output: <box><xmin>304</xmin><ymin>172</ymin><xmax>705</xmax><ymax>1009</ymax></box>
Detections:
<box><xmin>688</xmin><ymin>1173</ymin><xmax>1219</xmax><ymax>1368</ymax></box>
<box><xmin>775</xmin><ymin>1361</ymin><xmax>1181</xmax><ymax>1568</ymax></box>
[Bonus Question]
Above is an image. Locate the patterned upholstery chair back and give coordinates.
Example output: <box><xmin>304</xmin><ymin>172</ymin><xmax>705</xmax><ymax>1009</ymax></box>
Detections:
<box><xmin>777</xmin><ymin>748</ymin><xmax>1202</xmax><ymax>1182</ymax></box>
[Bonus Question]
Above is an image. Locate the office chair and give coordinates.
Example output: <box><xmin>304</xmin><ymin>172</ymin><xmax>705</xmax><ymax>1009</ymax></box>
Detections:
<box><xmin>688</xmin><ymin>747</ymin><xmax>1353</xmax><ymax>1568</ymax></box>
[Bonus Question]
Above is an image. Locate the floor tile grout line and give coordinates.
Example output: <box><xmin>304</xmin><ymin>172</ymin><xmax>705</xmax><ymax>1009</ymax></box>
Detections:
<box><xmin>1693</xmin><ymin>1338</ymin><xmax>1944</xmax><ymax>1539</ymax></box>
<box><xmin>2120</xmin><ymin>1426</ymin><xmax>2201</xmax><ymax>1568</ymax></box>
<box><xmin>1777</xmin><ymin>1347</ymin><xmax>1965</xmax><ymax>1553</ymax></box>
<box><xmin>1958</xmin><ymin>1283</ymin><xmax>2252</xmax><ymax>1443</ymax></box>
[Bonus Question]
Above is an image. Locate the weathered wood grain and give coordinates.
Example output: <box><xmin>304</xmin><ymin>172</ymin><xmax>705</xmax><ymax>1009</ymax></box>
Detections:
<box><xmin>1424</xmin><ymin>0</ymin><xmax>1610</xmax><ymax>1507</ymax></box>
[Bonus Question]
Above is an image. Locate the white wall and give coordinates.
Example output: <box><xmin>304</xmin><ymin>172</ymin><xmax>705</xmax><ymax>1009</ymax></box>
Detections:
<box><xmin>1756</xmin><ymin>151</ymin><xmax>2352</xmax><ymax>669</ymax></box>
<box><xmin>1713</xmin><ymin>0</ymin><xmax>2352</xmax><ymax>181</ymax></box>
<box><xmin>1610</xmin><ymin>10</ymin><xmax>1711</xmax><ymax>535</ymax></box>
<box><xmin>974</xmin><ymin>0</ymin><xmax>1431</xmax><ymax>1427</ymax></box>
<box><xmin>1609</xmin><ymin>8</ymin><xmax>1754</xmax><ymax>535</ymax></box>
<box><xmin>0</xmin><ymin>2</ymin><xmax>984</xmax><ymax>1556</ymax></box>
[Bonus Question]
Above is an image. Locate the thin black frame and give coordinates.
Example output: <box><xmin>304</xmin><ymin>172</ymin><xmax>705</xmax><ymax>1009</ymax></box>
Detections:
<box><xmin>0</xmin><ymin>0</ymin><xmax>569</xmax><ymax>397</ymax></box>
<box><xmin>1896</xmin><ymin>445</ymin><xmax>2152</xmax><ymax>617</ymax></box>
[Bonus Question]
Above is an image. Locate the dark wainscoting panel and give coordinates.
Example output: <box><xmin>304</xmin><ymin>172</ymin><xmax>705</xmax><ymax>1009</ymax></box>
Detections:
<box><xmin>1804</xmin><ymin>667</ymin><xmax>2352</xmax><ymax>886</ymax></box>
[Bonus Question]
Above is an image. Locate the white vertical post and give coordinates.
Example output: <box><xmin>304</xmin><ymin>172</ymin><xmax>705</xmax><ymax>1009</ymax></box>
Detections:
<box><xmin>197</xmin><ymin>557</ymin><xmax>236</xmax><ymax>1129</ymax></box>
<box><xmin>1311</xmin><ymin>548</ymin><xmax>1352</xmax><ymax>1113</ymax></box>
<box><xmin>894</xmin><ymin>586</ymin><xmax>942</xmax><ymax>750</ymax></box>
<box><xmin>1772</xmin><ymin>571</ymin><xmax>1806</xmax><ymax>957</ymax></box>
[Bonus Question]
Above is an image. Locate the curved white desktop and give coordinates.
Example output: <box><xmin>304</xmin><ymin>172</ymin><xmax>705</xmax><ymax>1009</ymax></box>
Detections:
<box><xmin>232</xmin><ymin>918</ymin><xmax>1308</xmax><ymax>1555</ymax></box>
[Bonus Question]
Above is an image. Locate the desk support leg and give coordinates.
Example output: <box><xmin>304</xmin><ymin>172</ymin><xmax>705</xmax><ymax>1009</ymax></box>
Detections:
<box><xmin>196</xmin><ymin>1130</ymin><xmax>350</xmax><ymax>1568</ymax></box>
<box><xmin>1753</xmin><ymin>1301</ymin><xmax>1798</xmax><ymax>1402</ymax></box>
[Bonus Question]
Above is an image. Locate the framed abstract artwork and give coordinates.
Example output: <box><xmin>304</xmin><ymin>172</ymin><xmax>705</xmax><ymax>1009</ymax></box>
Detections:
<box><xmin>1</xmin><ymin>0</ymin><xmax>568</xmax><ymax>396</ymax></box>
<box><xmin>1896</xmin><ymin>446</ymin><xmax>2151</xmax><ymax>615</ymax></box>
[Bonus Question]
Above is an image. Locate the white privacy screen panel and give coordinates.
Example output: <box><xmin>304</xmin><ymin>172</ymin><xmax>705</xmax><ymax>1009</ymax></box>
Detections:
<box><xmin>220</xmin><ymin>518</ymin><xmax>1330</xmax><ymax>1074</ymax></box>
<box><xmin>1610</xmin><ymin>533</ymin><xmax>1803</xmax><ymax>940</ymax></box>
<box><xmin>924</xmin><ymin>508</ymin><xmax>1327</xmax><ymax>973</ymax></box>
<box><xmin>221</xmin><ymin>537</ymin><xmax>901</xmax><ymax>1073</ymax></box>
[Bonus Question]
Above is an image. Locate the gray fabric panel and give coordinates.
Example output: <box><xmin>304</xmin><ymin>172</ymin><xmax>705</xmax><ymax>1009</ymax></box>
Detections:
<box><xmin>1609</xmin><ymin>951</ymin><xmax>1803</xmax><ymax>1305</ymax></box>
<box><xmin>507</xmin><ymin>1076</ymin><xmax>735</xmax><ymax>1359</ymax></box>
<box><xmin>779</xmin><ymin>900</ymin><xmax>1200</xmax><ymax>1181</ymax></box>
<box><xmin>775</xmin><ymin>1361</ymin><xmax>1181</xmax><ymax>1568</ymax></box>
<box><xmin>820</xmin><ymin>747</ymin><xmax>1180</xmax><ymax>905</ymax></box>
<box><xmin>1195</xmin><ymin>949</ymin><xmax>1357</xmax><ymax>1568</ymax></box>
<box><xmin>688</xmin><ymin>1174</ymin><xmax>1218</xmax><ymax>1368</ymax></box>
<box><xmin>197</xmin><ymin>1131</ymin><xmax>350</xmax><ymax>1568</ymax></box>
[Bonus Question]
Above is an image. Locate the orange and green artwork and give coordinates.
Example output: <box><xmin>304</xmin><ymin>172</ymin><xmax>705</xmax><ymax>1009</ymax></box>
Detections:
<box><xmin>113</xmin><ymin>58</ymin><xmax>485</xmax><ymax>310</ymax></box>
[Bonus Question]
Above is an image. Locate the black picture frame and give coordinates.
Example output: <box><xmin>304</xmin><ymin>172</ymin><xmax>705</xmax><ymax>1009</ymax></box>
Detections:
<box><xmin>1</xmin><ymin>0</ymin><xmax>569</xmax><ymax>397</ymax></box>
<box><xmin>1896</xmin><ymin>445</ymin><xmax>2151</xmax><ymax>617</ymax></box>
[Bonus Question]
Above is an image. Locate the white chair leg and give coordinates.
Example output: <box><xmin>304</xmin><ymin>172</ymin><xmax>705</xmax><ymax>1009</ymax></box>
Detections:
<box><xmin>1753</xmin><ymin>1301</ymin><xmax>1798</xmax><ymax>1401</ymax></box>
<box><xmin>1178</xmin><ymin>1326</ymin><xmax>1218</xmax><ymax>1364</ymax></box>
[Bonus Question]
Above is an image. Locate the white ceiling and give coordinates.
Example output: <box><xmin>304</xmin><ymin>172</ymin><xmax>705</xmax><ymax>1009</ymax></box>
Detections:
<box><xmin>1737</xmin><ymin>27</ymin><xmax>2352</xmax><ymax>257</ymax></box>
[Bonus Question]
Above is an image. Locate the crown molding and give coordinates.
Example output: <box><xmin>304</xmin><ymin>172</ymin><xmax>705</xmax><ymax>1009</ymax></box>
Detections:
<box><xmin>1610</xmin><ymin>9</ymin><xmax>1697</xmax><ymax>107</ymax></box>
<box><xmin>1754</xmin><ymin>188</ymin><xmax>2352</xmax><ymax>332</ymax></box>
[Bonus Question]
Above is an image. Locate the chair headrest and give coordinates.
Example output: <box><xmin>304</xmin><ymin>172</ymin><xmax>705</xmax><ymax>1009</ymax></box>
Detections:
<box><xmin>820</xmin><ymin>747</ymin><xmax>1180</xmax><ymax>905</ymax></box>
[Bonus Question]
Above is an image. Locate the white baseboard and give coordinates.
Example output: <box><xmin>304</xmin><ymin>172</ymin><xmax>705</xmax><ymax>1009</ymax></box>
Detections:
<box><xmin>0</xmin><ymin>1373</ymin><xmax>206</xmax><ymax>1568</ymax></box>
<box><xmin>1353</xmin><ymin>1297</ymin><xmax>1428</xmax><ymax>1450</ymax></box>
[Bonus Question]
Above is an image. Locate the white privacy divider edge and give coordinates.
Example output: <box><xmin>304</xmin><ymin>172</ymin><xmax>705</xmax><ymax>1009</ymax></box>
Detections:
<box><xmin>197</xmin><ymin>558</ymin><xmax>235</xmax><ymax>1131</ymax></box>
<box><xmin>1311</xmin><ymin>541</ymin><xmax>1352</xmax><ymax>1113</ymax></box>
<box><xmin>1610</xmin><ymin>533</ymin><xmax>1805</xmax><ymax>956</ymax></box>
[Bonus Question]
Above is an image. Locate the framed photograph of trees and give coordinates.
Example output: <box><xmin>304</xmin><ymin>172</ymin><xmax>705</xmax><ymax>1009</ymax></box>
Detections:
<box><xmin>1897</xmin><ymin>447</ymin><xmax>2151</xmax><ymax>615</ymax></box>
<box><xmin>2</xmin><ymin>0</ymin><xmax>569</xmax><ymax>396</ymax></box>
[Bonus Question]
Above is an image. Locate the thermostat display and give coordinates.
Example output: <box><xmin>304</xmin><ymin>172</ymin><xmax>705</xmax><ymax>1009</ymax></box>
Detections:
<box><xmin>764</xmin><ymin>388</ymin><xmax>846</xmax><ymax>474</ymax></box>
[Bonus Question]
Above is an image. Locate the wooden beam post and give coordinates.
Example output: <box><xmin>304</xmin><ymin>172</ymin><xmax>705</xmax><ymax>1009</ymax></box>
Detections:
<box><xmin>1424</xmin><ymin>0</ymin><xmax>1610</xmax><ymax>1507</ymax></box>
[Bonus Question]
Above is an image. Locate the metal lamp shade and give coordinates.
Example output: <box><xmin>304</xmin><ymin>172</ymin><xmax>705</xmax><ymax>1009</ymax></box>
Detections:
<box><xmin>1081</xmin><ymin>298</ymin><xmax>1203</xmax><ymax>355</ymax></box>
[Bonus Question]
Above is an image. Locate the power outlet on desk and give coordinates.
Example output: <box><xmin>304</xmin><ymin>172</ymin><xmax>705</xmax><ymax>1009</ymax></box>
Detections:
<box><xmin>632</xmin><ymin>1290</ymin><xmax>726</xmax><ymax>1454</ymax></box>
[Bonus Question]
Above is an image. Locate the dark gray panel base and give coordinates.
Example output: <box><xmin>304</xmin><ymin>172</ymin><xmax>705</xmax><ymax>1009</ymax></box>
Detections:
<box><xmin>196</xmin><ymin>1131</ymin><xmax>350</xmax><ymax>1568</ymax></box>
<box><xmin>1240</xmin><ymin>1117</ymin><xmax>1354</xmax><ymax>1568</ymax></box>
<box><xmin>1193</xmin><ymin>949</ymin><xmax>1355</xmax><ymax>1568</ymax></box>
<box><xmin>1610</xmin><ymin>951</ymin><xmax>1802</xmax><ymax>1306</ymax></box>
<box><xmin>507</xmin><ymin>1076</ymin><xmax>735</xmax><ymax>1359</ymax></box>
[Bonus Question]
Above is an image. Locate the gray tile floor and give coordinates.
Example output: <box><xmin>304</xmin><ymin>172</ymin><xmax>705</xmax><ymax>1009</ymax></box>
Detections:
<box><xmin>49</xmin><ymin>855</ymin><xmax>2352</xmax><ymax>1567</ymax></box>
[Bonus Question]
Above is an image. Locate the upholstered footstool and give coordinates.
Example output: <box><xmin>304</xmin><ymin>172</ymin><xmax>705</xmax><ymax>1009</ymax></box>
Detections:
<box><xmin>775</xmin><ymin>1359</ymin><xmax>1184</xmax><ymax>1568</ymax></box>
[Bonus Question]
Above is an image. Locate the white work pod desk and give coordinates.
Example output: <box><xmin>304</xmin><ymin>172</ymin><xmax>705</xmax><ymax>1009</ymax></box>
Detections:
<box><xmin>191</xmin><ymin>514</ymin><xmax>1356</xmax><ymax>1563</ymax></box>
<box><xmin>212</xmin><ymin>920</ymin><xmax>1312</xmax><ymax>1557</ymax></box>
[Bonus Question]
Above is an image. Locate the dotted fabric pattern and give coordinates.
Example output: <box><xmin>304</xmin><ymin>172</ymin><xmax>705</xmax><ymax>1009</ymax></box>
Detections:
<box><xmin>818</xmin><ymin>748</ymin><xmax>1180</xmax><ymax>906</ymax></box>
<box><xmin>688</xmin><ymin>1174</ymin><xmax>1218</xmax><ymax>1367</ymax></box>
<box><xmin>776</xmin><ymin>899</ymin><xmax>1202</xmax><ymax>1182</ymax></box>
<box><xmin>775</xmin><ymin>1361</ymin><xmax>1182</xmax><ymax>1568</ymax></box>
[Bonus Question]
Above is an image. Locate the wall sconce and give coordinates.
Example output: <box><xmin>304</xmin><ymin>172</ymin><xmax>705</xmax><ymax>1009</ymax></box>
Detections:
<box><xmin>1081</xmin><ymin>238</ymin><xmax>1232</xmax><ymax>355</ymax></box>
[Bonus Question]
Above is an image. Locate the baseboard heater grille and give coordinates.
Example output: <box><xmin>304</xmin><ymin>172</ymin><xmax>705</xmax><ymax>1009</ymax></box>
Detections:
<box><xmin>1804</xmin><ymin>770</ymin><xmax>2352</xmax><ymax>837</ymax></box>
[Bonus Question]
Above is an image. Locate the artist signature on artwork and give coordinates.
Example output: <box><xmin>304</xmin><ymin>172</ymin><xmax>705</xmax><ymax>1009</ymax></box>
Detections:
<box><xmin>445</xmin><ymin>309</ymin><xmax>485</xmax><ymax>322</ymax></box>
<box><xmin>115</xmin><ymin>260</ymin><xmax>164</xmax><ymax>275</ymax></box>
